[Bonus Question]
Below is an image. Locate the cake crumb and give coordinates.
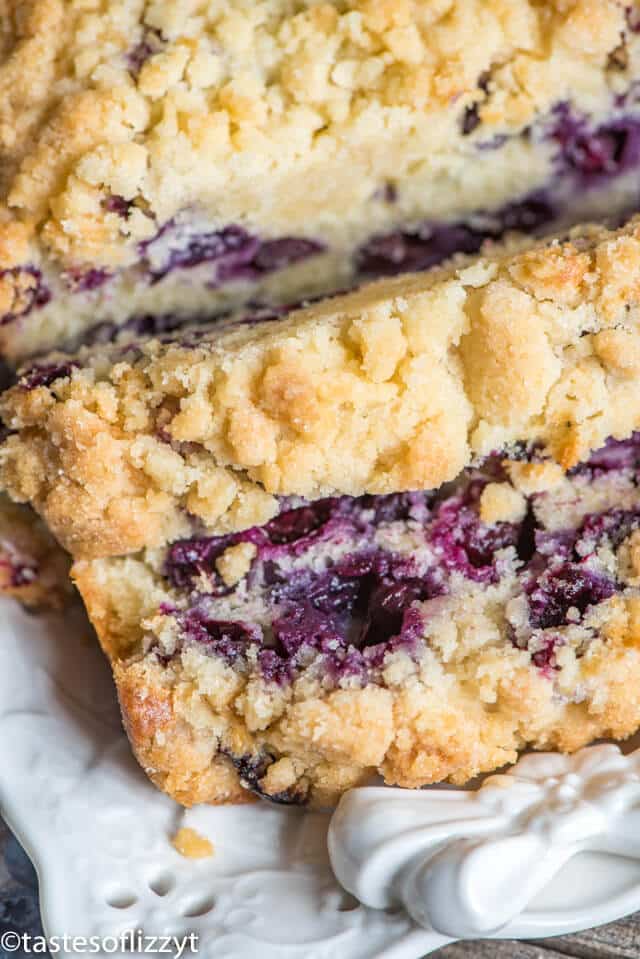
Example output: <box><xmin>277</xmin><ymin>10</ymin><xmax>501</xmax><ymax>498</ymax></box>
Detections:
<box><xmin>479</xmin><ymin>482</ymin><xmax>527</xmax><ymax>524</ymax></box>
<box><xmin>171</xmin><ymin>827</ymin><xmax>214</xmax><ymax>859</ymax></box>
<box><xmin>505</xmin><ymin>460</ymin><xmax>565</xmax><ymax>495</ymax></box>
<box><xmin>216</xmin><ymin>542</ymin><xmax>257</xmax><ymax>586</ymax></box>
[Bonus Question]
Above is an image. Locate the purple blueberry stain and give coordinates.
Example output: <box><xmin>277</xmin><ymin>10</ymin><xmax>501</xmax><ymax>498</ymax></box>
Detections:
<box><xmin>576</xmin><ymin>508</ymin><xmax>640</xmax><ymax>556</ymax></box>
<box><xmin>77</xmin><ymin>300</ymin><xmax>296</xmax><ymax>350</ymax></box>
<box><xmin>146</xmin><ymin>226</ymin><xmax>260</xmax><ymax>285</ymax></box>
<box><xmin>374</xmin><ymin>182</ymin><xmax>397</xmax><ymax>204</ymax></box>
<box><xmin>531</xmin><ymin>637</ymin><xmax>560</xmax><ymax>671</ymax></box>
<box><xmin>127</xmin><ymin>28</ymin><xmax>164</xmax><ymax>74</ymax></box>
<box><xmin>143</xmin><ymin>224</ymin><xmax>324</xmax><ymax>286</ymax></box>
<box><xmin>166</xmin><ymin>536</ymin><xmax>241</xmax><ymax>593</ymax></box>
<box><xmin>430</xmin><ymin>476</ymin><xmax>520</xmax><ymax>582</ymax></box>
<box><xmin>160</xmin><ymin>481</ymin><xmax>514</xmax><ymax>683</ymax></box>
<box><xmin>17</xmin><ymin>361</ymin><xmax>78</xmax><ymax>391</ymax></box>
<box><xmin>551</xmin><ymin>106</ymin><xmax>640</xmax><ymax>182</ymax></box>
<box><xmin>514</xmin><ymin>633</ymin><xmax>564</xmax><ymax>677</ymax></box>
<box><xmin>222</xmin><ymin>750</ymin><xmax>305</xmax><ymax>804</ymax></box>
<box><xmin>358</xmin><ymin>579</ymin><xmax>441</xmax><ymax>650</ymax></box>
<box><xmin>160</xmin><ymin>490</ymin><xmax>439</xmax><ymax>682</ymax></box>
<box><xmin>164</xmin><ymin>495</ymin><xmax>372</xmax><ymax>592</ymax></box>
<box><xmin>153</xmin><ymin>436</ymin><xmax>640</xmax><ymax>700</ymax></box>
<box><xmin>569</xmin><ymin>432</ymin><xmax>640</xmax><ymax>475</ymax></box>
<box><xmin>520</xmin><ymin>507</ymin><xmax>627</xmax><ymax>636</ymax></box>
<box><xmin>461</xmin><ymin>71</ymin><xmax>491</xmax><ymax>136</ymax></box>
<box><xmin>357</xmin><ymin>104</ymin><xmax>640</xmax><ymax>281</ymax></box>
<box><xmin>527</xmin><ymin>565</ymin><xmax>616</xmax><ymax>630</ymax></box>
<box><xmin>62</xmin><ymin>267</ymin><xmax>111</xmax><ymax>292</ymax></box>
<box><xmin>0</xmin><ymin>556</ymin><xmax>38</xmax><ymax>589</ymax></box>
<box><xmin>461</xmin><ymin>103</ymin><xmax>481</xmax><ymax>136</ymax></box>
<box><xmin>176</xmin><ymin>607</ymin><xmax>263</xmax><ymax>666</ymax></box>
<box><xmin>357</xmin><ymin>222</ymin><xmax>487</xmax><ymax>276</ymax></box>
<box><xmin>249</xmin><ymin>237</ymin><xmax>325</xmax><ymax>274</ymax></box>
<box><xmin>128</xmin><ymin>38</ymin><xmax>154</xmax><ymax>73</ymax></box>
<box><xmin>0</xmin><ymin>268</ymin><xmax>51</xmax><ymax>326</ymax></box>
<box><xmin>627</xmin><ymin>6</ymin><xmax>640</xmax><ymax>33</ymax></box>
<box><xmin>356</xmin><ymin>194</ymin><xmax>555</xmax><ymax>277</ymax></box>
<box><xmin>431</xmin><ymin>501</ymin><xmax>518</xmax><ymax>581</ymax></box>
<box><xmin>103</xmin><ymin>195</ymin><xmax>134</xmax><ymax>218</ymax></box>
<box><xmin>82</xmin><ymin>311</ymin><xmax>216</xmax><ymax>347</ymax></box>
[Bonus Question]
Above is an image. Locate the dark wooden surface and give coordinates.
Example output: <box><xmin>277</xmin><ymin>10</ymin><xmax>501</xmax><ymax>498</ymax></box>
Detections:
<box><xmin>0</xmin><ymin>820</ymin><xmax>45</xmax><ymax>959</ymax></box>
<box><xmin>439</xmin><ymin>922</ymin><xmax>640</xmax><ymax>958</ymax></box>
<box><xmin>1</xmin><ymin>816</ymin><xmax>638</xmax><ymax>957</ymax></box>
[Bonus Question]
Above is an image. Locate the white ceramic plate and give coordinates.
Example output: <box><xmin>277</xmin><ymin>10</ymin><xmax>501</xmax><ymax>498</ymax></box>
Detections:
<box><xmin>1</xmin><ymin>598</ymin><xmax>640</xmax><ymax>959</ymax></box>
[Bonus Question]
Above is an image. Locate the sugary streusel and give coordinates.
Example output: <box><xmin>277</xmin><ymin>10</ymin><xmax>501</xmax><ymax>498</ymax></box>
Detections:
<box><xmin>1</xmin><ymin>0</ymin><xmax>640</xmax><ymax>358</ymax></box>
<box><xmin>71</xmin><ymin>438</ymin><xmax>640</xmax><ymax>806</ymax></box>
<box><xmin>4</xmin><ymin>218</ymin><xmax>640</xmax><ymax>559</ymax></box>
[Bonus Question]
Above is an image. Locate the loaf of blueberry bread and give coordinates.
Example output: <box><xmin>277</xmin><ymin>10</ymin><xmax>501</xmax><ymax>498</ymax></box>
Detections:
<box><xmin>2</xmin><ymin>214</ymin><xmax>640</xmax><ymax>804</ymax></box>
<box><xmin>3</xmin><ymin>217</ymin><xmax>640</xmax><ymax>560</ymax></box>
<box><xmin>71</xmin><ymin>434</ymin><xmax>640</xmax><ymax>805</ymax></box>
<box><xmin>3</xmin><ymin>0</ymin><xmax>640</xmax><ymax>360</ymax></box>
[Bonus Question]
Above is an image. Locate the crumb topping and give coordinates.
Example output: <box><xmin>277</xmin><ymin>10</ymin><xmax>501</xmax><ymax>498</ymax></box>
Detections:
<box><xmin>0</xmin><ymin>0</ymin><xmax>634</xmax><ymax>271</ymax></box>
<box><xmin>4</xmin><ymin>218</ymin><xmax>640</xmax><ymax>558</ymax></box>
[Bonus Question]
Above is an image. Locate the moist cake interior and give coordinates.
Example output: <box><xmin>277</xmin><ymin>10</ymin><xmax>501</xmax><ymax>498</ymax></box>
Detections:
<box><xmin>6</xmin><ymin>98</ymin><xmax>640</xmax><ymax>355</ymax></box>
<box><xmin>121</xmin><ymin>434</ymin><xmax>640</xmax><ymax>799</ymax></box>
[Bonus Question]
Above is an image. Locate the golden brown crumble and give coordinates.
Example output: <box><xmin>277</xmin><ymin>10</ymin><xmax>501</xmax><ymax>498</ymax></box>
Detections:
<box><xmin>0</xmin><ymin>0</ymin><xmax>629</xmax><ymax>263</ymax></box>
<box><xmin>4</xmin><ymin>218</ymin><xmax>640</xmax><ymax>558</ymax></box>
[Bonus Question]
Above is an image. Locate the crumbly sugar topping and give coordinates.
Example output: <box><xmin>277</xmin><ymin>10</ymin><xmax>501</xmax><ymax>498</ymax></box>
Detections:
<box><xmin>4</xmin><ymin>218</ymin><xmax>640</xmax><ymax>558</ymax></box>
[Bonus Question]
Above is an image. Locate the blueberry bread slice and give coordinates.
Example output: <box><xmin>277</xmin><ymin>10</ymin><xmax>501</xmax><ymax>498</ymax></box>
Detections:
<box><xmin>4</xmin><ymin>217</ymin><xmax>640</xmax><ymax>559</ymax></box>
<box><xmin>0</xmin><ymin>362</ymin><xmax>71</xmax><ymax>610</ymax></box>
<box><xmin>3</xmin><ymin>0</ymin><xmax>640</xmax><ymax>359</ymax></box>
<box><xmin>0</xmin><ymin>495</ymin><xmax>72</xmax><ymax>609</ymax></box>
<box><xmin>72</xmin><ymin>435</ymin><xmax>640</xmax><ymax>806</ymax></box>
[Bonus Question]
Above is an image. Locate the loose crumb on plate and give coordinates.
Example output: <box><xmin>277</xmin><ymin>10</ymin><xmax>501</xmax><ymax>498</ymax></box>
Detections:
<box><xmin>170</xmin><ymin>827</ymin><xmax>214</xmax><ymax>859</ymax></box>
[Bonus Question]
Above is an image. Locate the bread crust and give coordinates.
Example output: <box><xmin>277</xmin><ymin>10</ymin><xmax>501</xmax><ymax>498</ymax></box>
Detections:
<box><xmin>5</xmin><ymin>219</ymin><xmax>640</xmax><ymax>558</ymax></box>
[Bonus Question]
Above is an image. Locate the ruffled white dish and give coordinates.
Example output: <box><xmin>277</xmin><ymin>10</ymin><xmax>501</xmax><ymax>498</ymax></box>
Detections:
<box><xmin>1</xmin><ymin>598</ymin><xmax>640</xmax><ymax>959</ymax></box>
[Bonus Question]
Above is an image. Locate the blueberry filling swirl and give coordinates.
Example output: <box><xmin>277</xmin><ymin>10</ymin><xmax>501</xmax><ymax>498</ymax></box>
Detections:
<box><xmin>149</xmin><ymin>436</ymin><xmax>640</xmax><ymax>690</ymax></box>
<box><xmin>357</xmin><ymin>106</ymin><xmax>640</xmax><ymax>276</ymax></box>
<box><xmin>141</xmin><ymin>225</ymin><xmax>326</xmax><ymax>287</ymax></box>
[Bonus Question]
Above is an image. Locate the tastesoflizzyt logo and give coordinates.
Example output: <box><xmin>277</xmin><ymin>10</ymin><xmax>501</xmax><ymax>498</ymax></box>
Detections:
<box><xmin>0</xmin><ymin>931</ymin><xmax>199</xmax><ymax>956</ymax></box>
